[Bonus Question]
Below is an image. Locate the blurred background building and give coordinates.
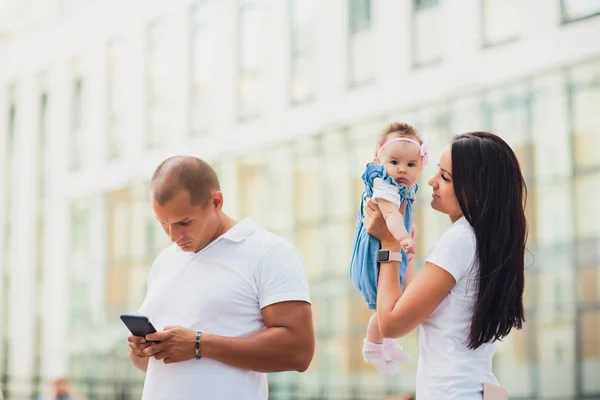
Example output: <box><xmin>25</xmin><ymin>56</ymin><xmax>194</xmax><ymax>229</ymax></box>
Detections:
<box><xmin>0</xmin><ymin>0</ymin><xmax>599</xmax><ymax>399</ymax></box>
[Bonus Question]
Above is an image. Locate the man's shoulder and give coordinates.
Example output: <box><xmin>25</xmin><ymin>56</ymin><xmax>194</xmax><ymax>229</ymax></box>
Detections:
<box><xmin>246</xmin><ymin>225</ymin><xmax>293</xmax><ymax>250</ymax></box>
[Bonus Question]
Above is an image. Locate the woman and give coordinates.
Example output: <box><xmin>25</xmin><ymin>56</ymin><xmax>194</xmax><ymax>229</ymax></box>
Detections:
<box><xmin>363</xmin><ymin>132</ymin><xmax>526</xmax><ymax>399</ymax></box>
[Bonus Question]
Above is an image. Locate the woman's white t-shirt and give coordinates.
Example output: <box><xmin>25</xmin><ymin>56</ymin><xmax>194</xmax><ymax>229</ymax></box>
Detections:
<box><xmin>417</xmin><ymin>217</ymin><xmax>499</xmax><ymax>399</ymax></box>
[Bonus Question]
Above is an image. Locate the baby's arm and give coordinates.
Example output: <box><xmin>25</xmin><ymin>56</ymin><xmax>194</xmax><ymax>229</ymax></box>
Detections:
<box><xmin>376</xmin><ymin>199</ymin><xmax>410</xmax><ymax>243</ymax></box>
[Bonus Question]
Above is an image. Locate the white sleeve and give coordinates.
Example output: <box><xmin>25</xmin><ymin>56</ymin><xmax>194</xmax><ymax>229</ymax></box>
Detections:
<box><xmin>372</xmin><ymin>177</ymin><xmax>401</xmax><ymax>207</ymax></box>
<box><xmin>255</xmin><ymin>240</ymin><xmax>312</xmax><ymax>309</ymax></box>
<box><xmin>137</xmin><ymin>248</ymin><xmax>169</xmax><ymax>315</ymax></box>
<box><xmin>425</xmin><ymin>223</ymin><xmax>476</xmax><ymax>282</ymax></box>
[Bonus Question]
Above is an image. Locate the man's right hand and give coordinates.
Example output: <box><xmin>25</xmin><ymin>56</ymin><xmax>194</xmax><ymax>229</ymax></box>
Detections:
<box><xmin>128</xmin><ymin>334</ymin><xmax>151</xmax><ymax>358</ymax></box>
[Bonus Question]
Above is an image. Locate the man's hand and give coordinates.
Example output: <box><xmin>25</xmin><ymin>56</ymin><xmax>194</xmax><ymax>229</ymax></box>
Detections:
<box><xmin>144</xmin><ymin>326</ymin><xmax>196</xmax><ymax>364</ymax></box>
<box><xmin>128</xmin><ymin>334</ymin><xmax>151</xmax><ymax>358</ymax></box>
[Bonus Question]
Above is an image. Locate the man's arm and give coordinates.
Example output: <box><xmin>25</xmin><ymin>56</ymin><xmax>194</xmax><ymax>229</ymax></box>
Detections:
<box><xmin>144</xmin><ymin>300</ymin><xmax>315</xmax><ymax>373</ymax></box>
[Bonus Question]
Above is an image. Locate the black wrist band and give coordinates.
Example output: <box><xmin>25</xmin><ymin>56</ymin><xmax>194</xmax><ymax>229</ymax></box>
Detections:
<box><xmin>195</xmin><ymin>331</ymin><xmax>202</xmax><ymax>360</ymax></box>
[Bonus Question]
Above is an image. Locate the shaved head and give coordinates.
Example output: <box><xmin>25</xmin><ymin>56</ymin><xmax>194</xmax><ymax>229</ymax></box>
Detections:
<box><xmin>151</xmin><ymin>156</ymin><xmax>220</xmax><ymax>207</ymax></box>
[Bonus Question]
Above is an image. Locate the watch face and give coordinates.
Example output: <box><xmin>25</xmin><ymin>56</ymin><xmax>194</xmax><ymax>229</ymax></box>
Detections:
<box><xmin>377</xmin><ymin>250</ymin><xmax>389</xmax><ymax>262</ymax></box>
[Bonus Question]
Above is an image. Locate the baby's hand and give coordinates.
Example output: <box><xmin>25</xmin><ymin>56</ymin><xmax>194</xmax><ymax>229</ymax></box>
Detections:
<box><xmin>400</xmin><ymin>238</ymin><xmax>416</xmax><ymax>255</ymax></box>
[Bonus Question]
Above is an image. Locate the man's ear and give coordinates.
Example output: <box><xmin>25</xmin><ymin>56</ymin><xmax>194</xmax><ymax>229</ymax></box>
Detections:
<box><xmin>212</xmin><ymin>191</ymin><xmax>224</xmax><ymax>211</ymax></box>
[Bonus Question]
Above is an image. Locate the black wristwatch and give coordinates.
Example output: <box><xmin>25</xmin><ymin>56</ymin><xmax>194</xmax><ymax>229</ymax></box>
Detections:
<box><xmin>377</xmin><ymin>249</ymin><xmax>402</xmax><ymax>263</ymax></box>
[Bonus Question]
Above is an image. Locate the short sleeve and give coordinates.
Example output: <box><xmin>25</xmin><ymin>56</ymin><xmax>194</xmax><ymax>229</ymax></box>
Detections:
<box><xmin>137</xmin><ymin>246</ymin><xmax>172</xmax><ymax>315</ymax></box>
<box><xmin>372</xmin><ymin>177</ymin><xmax>402</xmax><ymax>206</ymax></box>
<box><xmin>255</xmin><ymin>240</ymin><xmax>311</xmax><ymax>309</ymax></box>
<box><xmin>425</xmin><ymin>220</ymin><xmax>476</xmax><ymax>282</ymax></box>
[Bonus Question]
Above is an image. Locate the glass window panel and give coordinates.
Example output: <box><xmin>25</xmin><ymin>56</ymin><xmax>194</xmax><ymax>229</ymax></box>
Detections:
<box><xmin>579</xmin><ymin>268</ymin><xmax>599</xmax><ymax>303</ymax></box>
<box><xmin>537</xmin><ymin>315</ymin><xmax>576</xmax><ymax>398</ymax></box>
<box><xmin>581</xmin><ymin>310</ymin><xmax>600</xmax><ymax>394</ymax></box>
<box><xmin>237</xmin><ymin>156</ymin><xmax>268</xmax><ymax>225</ymax></box>
<box><xmin>482</xmin><ymin>0</ymin><xmax>521</xmax><ymax>45</ymax></box>
<box><xmin>147</xmin><ymin>19</ymin><xmax>175</xmax><ymax>146</ymax></box>
<box><xmin>531</xmin><ymin>73</ymin><xmax>572</xmax><ymax>181</ymax></box>
<box><xmin>562</xmin><ymin>0</ymin><xmax>600</xmax><ymax>22</ymax></box>
<box><xmin>348</xmin><ymin>0</ymin><xmax>373</xmax><ymax>84</ymax></box>
<box><xmin>264</xmin><ymin>145</ymin><xmax>295</xmax><ymax>236</ymax></box>
<box><xmin>290</xmin><ymin>53</ymin><xmax>314</xmax><ymax>103</ymax></box>
<box><xmin>290</xmin><ymin>0</ymin><xmax>316</xmax><ymax>53</ymax></box>
<box><xmin>571</xmin><ymin>69</ymin><xmax>600</xmax><ymax>172</ymax></box>
<box><xmin>534</xmin><ymin>182</ymin><xmax>574</xmax><ymax>245</ymax></box>
<box><xmin>574</xmin><ymin>172</ymin><xmax>600</xmax><ymax>240</ymax></box>
<box><xmin>494</xmin><ymin>328</ymin><xmax>536</xmax><ymax>397</ymax></box>
<box><xmin>322</xmin><ymin>130</ymin><xmax>354</xmax><ymax>219</ymax></box>
<box><xmin>349</xmin><ymin>0</ymin><xmax>371</xmax><ymax>34</ymax></box>
<box><xmin>238</xmin><ymin>3</ymin><xmax>263</xmax><ymax>118</ymax></box>
<box><xmin>349</xmin><ymin>29</ymin><xmax>374</xmax><ymax>84</ymax></box>
<box><xmin>413</xmin><ymin>0</ymin><xmax>442</xmax><ymax>66</ymax></box>
<box><xmin>450</xmin><ymin>95</ymin><xmax>485</xmax><ymax>134</ymax></box>
<box><xmin>191</xmin><ymin>4</ymin><xmax>213</xmax><ymax>134</ymax></box>
<box><xmin>107</xmin><ymin>39</ymin><xmax>126</xmax><ymax>157</ymax></box>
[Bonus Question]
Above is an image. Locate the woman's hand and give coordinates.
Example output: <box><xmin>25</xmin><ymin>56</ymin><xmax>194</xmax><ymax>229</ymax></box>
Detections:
<box><xmin>363</xmin><ymin>198</ymin><xmax>397</xmax><ymax>246</ymax></box>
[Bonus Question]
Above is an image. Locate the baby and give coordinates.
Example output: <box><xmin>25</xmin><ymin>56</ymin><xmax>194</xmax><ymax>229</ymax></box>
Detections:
<box><xmin>350</xmin><ymin>122</ymin><xmax>428</xmax><ymax>376</ymax></box>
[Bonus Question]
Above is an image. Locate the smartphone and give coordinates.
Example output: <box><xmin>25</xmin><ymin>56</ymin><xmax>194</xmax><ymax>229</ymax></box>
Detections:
<box><xmin>120</xmin><ymin>314</ymin><xmax>160</xmax><ymax>342</ymax></box>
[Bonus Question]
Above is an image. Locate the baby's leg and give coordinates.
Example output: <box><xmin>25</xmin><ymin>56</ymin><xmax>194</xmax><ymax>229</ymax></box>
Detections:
<box><xmin>363</xmin><ymin>313</ymin><xmax>398</xmax><ymax>376</ymax></box>
<box><xmin>376</xmin><ymin>199</ymin><xmax>409</xmax><ymax>242</ymax></box>
<box><xmin>366</xmin><ymin>313</ymin><xmax>383</xmax><ymax>344</ymax></box>
<box><xmin>385</xmin><ymin>212</ymin><xmax>409</xmax><ymax>242</ymax></box>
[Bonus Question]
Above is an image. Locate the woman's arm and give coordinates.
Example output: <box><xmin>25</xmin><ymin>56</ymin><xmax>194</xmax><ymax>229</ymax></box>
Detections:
<box><xmin>363</xmin><ymin>198</ymin><xmax>455</xmax><ymax>338</ymax></box>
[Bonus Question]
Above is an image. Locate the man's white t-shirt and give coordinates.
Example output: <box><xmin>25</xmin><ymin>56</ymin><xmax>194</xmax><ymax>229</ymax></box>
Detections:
<box><xmin>417</xmin><ymin>217</ymin><xmax>499</xmax><ymax>400</ymax></box>
<box><xmin>137</xmin><ymin>218</ymin><xmax>311</xmax><ymax>400</ymax></box>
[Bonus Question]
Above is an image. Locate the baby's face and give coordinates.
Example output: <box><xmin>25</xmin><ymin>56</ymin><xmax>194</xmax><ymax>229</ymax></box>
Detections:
<box><xmin>376</xmin><ymin>140</ymin><xmax>423</xmax><ymax>187</ymax></box>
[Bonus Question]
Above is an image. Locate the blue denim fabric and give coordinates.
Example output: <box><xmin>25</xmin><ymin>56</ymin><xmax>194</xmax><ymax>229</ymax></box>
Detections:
<box><xmin>350</xmin><ymin>162</ymin><xmax>417</xmax><ymax>310</ymax></box>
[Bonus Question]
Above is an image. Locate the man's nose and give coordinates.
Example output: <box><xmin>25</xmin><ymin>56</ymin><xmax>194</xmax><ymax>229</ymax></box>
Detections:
<box><xmin>168</xmin><ymin>225</ymin><xmax>184</xmax><ymax>242</ymax></box>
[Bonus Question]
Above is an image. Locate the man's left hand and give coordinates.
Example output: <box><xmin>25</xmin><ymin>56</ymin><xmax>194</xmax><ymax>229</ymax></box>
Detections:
<box><xmin>143</xmin><ymin>326</ymin><xmax>197</xmax><ymax>364</ymax></box>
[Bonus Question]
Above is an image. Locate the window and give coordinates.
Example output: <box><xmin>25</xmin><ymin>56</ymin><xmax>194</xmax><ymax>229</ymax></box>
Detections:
<box><xmin>38</xmin><ymin>90</ymin><xmax>48</xmax><ymax>196</ymax></box>
<box><xmin>580</xmin><ymin>310</ymin><xmax>600</xmax><ymax>394</ymax></box>
<box><xmin>574</xmin><ymin>172</ymin><xmax>600</xmax><ymax>240</ymax></box>
<box><xmin>190</xmin><ymin>2</ymin><xmax>213</xmax><ymax>135</ymax></box>
<box><xmin>412</xmin><ymin>0</ymin><xmax>442</xmax><ymax>67</ymax></box>
<box><xmin>2</xmin><ymin>86</ymin><xmax>16</xmax><ymax>375</ymax></box>
<box><xmin>561</xmin><ymin>0</ymin><xmax>600</xmax><ymax>23</ymax></box>
<box><xmin>348</xmin><ymin>0</ymin><xmax>373</xmax><ymax>85</ymax></box>
<box><xmin>238</xmin><ymin>0</ymin><xmax>263</xmax><ymax>119</ymax></box>
<box><xmin>69</xmin><ymin>200</ymin><xmax>92</xmax><ymax>328</ymax></box>
<box><xmin>578</xmin><ymin>268</ymin><xmax>598</xmax><ymax>303</ymax></box>
<box><xmin>107</xmin><ymin>39</ymin><xmax>125</xmax><ymax>157</ymax></box>
<box><xmin>482</xmin><ymin>85</ymin><xmax>531</xmax><ymax>179</ymax></box>
<box><xmin>555</xmin><ymin>279</ymin><xmax>563</xmax><ymax>312</ymax></box>
<box><xmin>147</xmin><ymin>20</ymin><xmax>174</xmax><ymax>146</ymax></box>
<box><xmin>531</xmin><ymin>73</ymin><xmax>572</xmax><ymax>182</ymax></box>
<box><xmin>71</xmin><ymin>70</ymin><xmax>84</xmax><ymax>169</ymax></box>
<box><xmin>570</xmin><ymin>62</ymin><xmax>600</xmax><ymax>173</ymax></box>
<box><xmin>290</xmin><ymin>0</ymin><xmax>316</xmax><ymax>102</ymax></box>
<box><xmin>482</xmin><ymin>0</ymin><xmax>521</xmax><ymax>46</ymax></box>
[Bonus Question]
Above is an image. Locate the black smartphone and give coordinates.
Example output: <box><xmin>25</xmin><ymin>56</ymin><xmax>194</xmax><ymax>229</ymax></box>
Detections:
<box><xmin>120</xmin><ymin>314</ymin><xmax>160</xmax><ymax>342</ymax></box>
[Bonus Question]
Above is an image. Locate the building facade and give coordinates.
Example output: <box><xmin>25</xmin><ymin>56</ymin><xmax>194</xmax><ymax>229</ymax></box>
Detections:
<box><xmin>0</xmin><ymin>0</ymin><xmax>599</xmax><ymax>398</ymax></box>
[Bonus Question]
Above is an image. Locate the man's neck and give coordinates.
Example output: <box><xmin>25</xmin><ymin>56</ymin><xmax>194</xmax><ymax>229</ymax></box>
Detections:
<box><xmin>215</xmin><ymin>213</ymin><xmax>237</xmax><ymax>238</ymax></box>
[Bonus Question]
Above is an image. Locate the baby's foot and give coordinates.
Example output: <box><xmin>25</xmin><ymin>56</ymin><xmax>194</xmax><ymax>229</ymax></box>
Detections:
<box><xmin>362</xmin><ymin>340</ymin><xmax>399</xmax><ymax>377</ymax></box>
<box><xmin>383</xmin><ymin>338</ymin><xmax>411</xmax><ymax>364</ymax></box>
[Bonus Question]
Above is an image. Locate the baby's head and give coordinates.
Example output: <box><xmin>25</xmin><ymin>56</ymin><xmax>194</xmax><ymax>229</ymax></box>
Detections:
<box><xmin>374</xmin><ymin>122</ymin><xmax>427</xmax><ymax>187</ymax></box>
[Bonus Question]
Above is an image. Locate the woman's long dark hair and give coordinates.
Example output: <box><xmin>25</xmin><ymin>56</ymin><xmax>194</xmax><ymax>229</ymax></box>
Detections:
<box><xmin>451</xmin><ymin>132</ymin><xmax>527</xmax><ymax>350</ymax></box>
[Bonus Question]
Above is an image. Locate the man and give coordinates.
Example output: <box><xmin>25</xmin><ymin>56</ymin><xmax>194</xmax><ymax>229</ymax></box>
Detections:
<box><xmin>37</xmin><ymin>377</ymin><xmax>78</xmax><ymax>400</ymax></box>
<box><xmin>127</xmin><ymin>156</ymin><xmax>314</xmax><ymax>400</ymax></box>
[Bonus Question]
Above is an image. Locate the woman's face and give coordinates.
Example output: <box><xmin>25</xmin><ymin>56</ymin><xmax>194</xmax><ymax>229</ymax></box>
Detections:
<box><xmin>428</xmin><ymin>144</ymin><xmax>463</xmax><ymax>223</ymax></box>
